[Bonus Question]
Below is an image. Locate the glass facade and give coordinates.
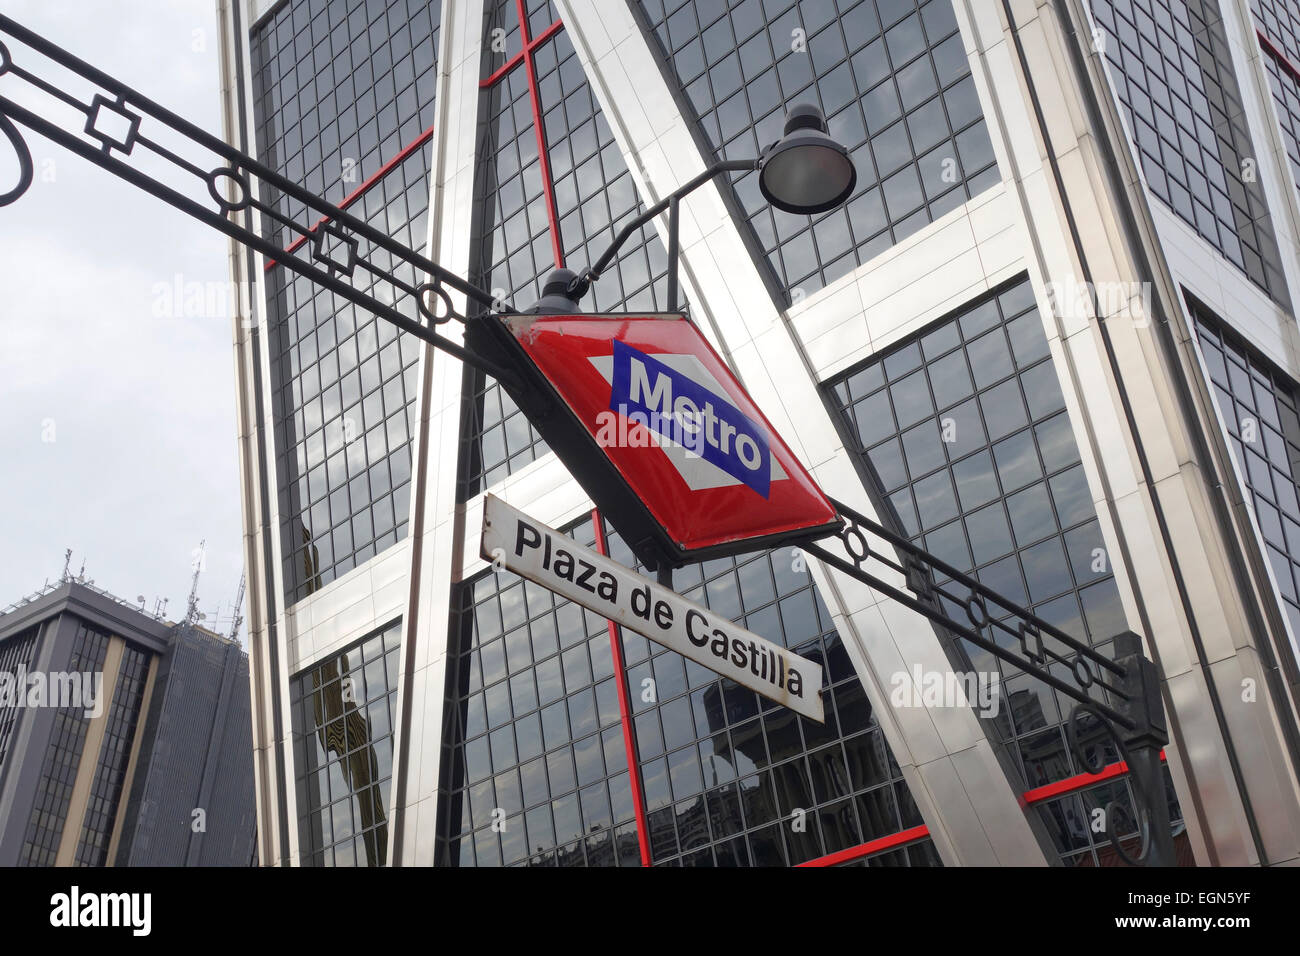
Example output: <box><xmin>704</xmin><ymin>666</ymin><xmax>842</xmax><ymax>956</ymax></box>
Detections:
<box><xmin>1253</xmin><ymin>0</ymin><xmax>1300</xmax><ymax>65</ymax></box>
<box><xmin>633</xmin><ymin>0</ymin><xmax>1000</xmax><ymax>300</ymax></box>
<box><xmin>291</xmin><ymin>620</ymin><xmax>402</xmax><ymax>867</ymax></box>
<box><xmin>18</xmin><ymin>619</ymin><xmax>110</xmax><ymax>867</ymax></box>
<box><xmin>1252</xmin><ymin>0</ymin><xmax>1300</xmax><ymax>193</ymax></box>
<box><xmin>1261</xmin><ymin>46</ymin><xmax>1300</xmax><ymax>193</ymax></box>
<box><xmin>437</xmin><ymin>515</ymin><xmax>939</xmax><ymax>866</ymax></box>
<box><xmin>1089</xmin><ymin>0</ymin><xmax>1285</xmax><ymax>297</ymax></box>
<box><xmin>1025</xmin><ymin>755</ymin><xmax>1186</xmax><ymax>866</ymax></box>
<box><xmin>251</xmin><ymin>0</ymin><xmax>441</xmax><ymax>601</ymax></box>
<box><xmin>603</xmin><ymin>528</ymin><xmax>935</xmax><ymax>866</ymax></box>
<box><xmin>825</xmin><ymin>274</ymin><xmax>1183</xmax><ymax>865</ymax></box>
<box><xmin>459</xmin><ymin>1</ymin><xmax>677</xmax><ymax>499</ymax></box>
<box><xmin>227</xmin><ymin>0</ymin><xmax>1255</xmax><ymax>870</ymax></box>
<box><xmin>1189</xmin><ymin>301</ymin><xmax>1300</xmax><ymax>643</ymax></box>
<box><xmin>0</xmin><ymin>624</ymin><xmax>42</xmax><ymax>773</ymax></box>
<box><xmin>74</xmin><ymin>644</ymin><xmax>150</xmax><ymax>867</ymax></box>
<box><xmin>251</xmin><ymin>0</ymin><xmax>441</xmax><ymax>244</ymax></box>
<box><xmin>437</xmin><ymin>516</ymin><xmax>644</xmax><ymax>866</ymax></box>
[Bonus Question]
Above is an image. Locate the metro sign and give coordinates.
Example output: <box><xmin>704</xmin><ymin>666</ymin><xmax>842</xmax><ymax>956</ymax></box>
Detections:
<box><xmin>465</xmin><ymin>312</ymin><xmax>840</xmax><ymax>569</ymax></box>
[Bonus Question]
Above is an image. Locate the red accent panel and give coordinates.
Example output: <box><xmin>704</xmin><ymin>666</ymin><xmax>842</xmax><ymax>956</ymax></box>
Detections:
<box><xmin>528</xmin><ymin>19</ymin><xmax>564</xmax><ymax>57</ymax></box>
<box><xmin>263</xmin><ymin>122</ymin><xmax>436</xmax><ymax>272</ymax></box>
<box><xmin>797</xmin><ymin>825</ymin><xmax>932</xmax><ymax>867</ymax></box>
<box><xmin>591</xmin><ymin>509</ymin><xmax>652</xmax><ymax>867</ymax></box>
<box><xmin>1023</xmin><ymin>761</ymin><xmax>1130</xmax><ymax>803</ymax></box>
<box><xmin>1258</xmin><ymin>28</ymin><xmax>1300</xmax><ymax>86</ymax></box>
<box><xmin>516</xmin><ymin>0</ymin><xmax>565</xmax><ymax>269</ymax></box>
<box><xmin>481</xmin><ymin>48</ymin><xmax>526</xmax><ymax>88</ymax></box>
<box><xmin>1021</xmin><ymin>750</ymin><xmax>1167</xmax><ymax>805</ymax></box>
<box><xmin>479</xmin><ymin>20</ymin><xmax>563</xmax><ymax>88</ymax></box>
<box><xmin>529</xmin><ymin>19</ymin><xmax>565</xmax><ymax>53</ymax></box>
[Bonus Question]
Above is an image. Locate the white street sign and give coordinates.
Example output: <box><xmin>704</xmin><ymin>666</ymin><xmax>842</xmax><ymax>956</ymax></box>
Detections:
<box><xmin>481</xmin><ymin>495</ymin><xmax>824</xmax><ymax>722</ymax></box>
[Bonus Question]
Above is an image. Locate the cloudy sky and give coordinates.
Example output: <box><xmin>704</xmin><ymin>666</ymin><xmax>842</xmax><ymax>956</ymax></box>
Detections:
<box><xmin>0</xmin><ymin>1</ymin><xmax>245</xmax><ymax>637</ymax></box>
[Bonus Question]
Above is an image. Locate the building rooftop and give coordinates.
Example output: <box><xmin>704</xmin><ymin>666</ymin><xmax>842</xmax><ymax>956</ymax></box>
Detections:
<box><xmin>0</xmin><ymin>574</ymin><xmax>171</xmax><ymax>625</ymax></box>
<box><xmin>0</xmin><ymin>576</ymin><xmax>241</xmax><ymax>649</ymax></box>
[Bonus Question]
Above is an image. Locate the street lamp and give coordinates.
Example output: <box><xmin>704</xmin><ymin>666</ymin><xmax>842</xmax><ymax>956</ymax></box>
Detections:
<box><xmin>525</xmin><ymin>267</ymin><xmax>586</xmax><ymax>315</ymax></box>
<box><xmin>758</xmin><ymin>102</ymin><xmax>858</xmax><ymax>214</ymax></box>
<box><xmin>541</xmin><ymin>102</ymin><xmax>855</xmax><ymax>313</ymax></box>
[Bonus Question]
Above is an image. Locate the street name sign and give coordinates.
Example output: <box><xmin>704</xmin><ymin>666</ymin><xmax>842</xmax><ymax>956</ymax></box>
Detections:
<box><xmin>481</xmin><ymin>494</ymin><xmax>825</xmax><ymax>722</ymax></box>
<box><xmin>466</xmin><ymin>313</ymin><xmax>840</xmax><ymax>571</ymax></box>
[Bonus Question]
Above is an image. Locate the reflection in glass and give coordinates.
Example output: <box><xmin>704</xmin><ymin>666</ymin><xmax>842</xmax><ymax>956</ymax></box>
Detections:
<box><xmin>826</xmin><ymin>274</ymin><xmax>1186</xmax><ymax>863</ymax></box>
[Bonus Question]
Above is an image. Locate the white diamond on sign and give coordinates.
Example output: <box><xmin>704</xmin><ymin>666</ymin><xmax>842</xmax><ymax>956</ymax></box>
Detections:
<box><xmin>587</xmin><ymin>352</ymin><xmax>789</xmax><ymax>491</ymax></box>
<box><xmin>481</xmin><ymin>494</ymin><xmax>824</xmax><ymax>722</ymax></box>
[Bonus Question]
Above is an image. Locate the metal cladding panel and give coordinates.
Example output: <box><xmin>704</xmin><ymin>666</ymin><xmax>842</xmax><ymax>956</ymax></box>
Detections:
<box><xmin>197</xmin><ymin>649</ymin><xmax>256</xmax><ymax>866</ymax></box>
<box><xmin>120</xmin><ymin>627</ymin><xmax>255</xmax><ymax>866</ymax></box>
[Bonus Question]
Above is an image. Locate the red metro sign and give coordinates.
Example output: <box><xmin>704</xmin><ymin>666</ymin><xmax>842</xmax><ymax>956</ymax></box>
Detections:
<box><xmin>466</xmin><ymin>312</ymin><xmax>840</xmax><ymax>568</ymax></box>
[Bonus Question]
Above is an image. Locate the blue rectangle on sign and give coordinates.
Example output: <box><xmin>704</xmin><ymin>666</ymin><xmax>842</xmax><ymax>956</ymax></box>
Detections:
<box><xmin>609</xmin><ymin>339</ymin><xmax>771</xmax><ymax>498</ymax></box>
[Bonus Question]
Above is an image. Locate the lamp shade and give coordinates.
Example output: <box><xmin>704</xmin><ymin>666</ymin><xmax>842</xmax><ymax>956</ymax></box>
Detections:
<box><xmin>527</xmin><ymin>268</ymin><xmax>585</xmax><ymax>315</ymax></box>
<box><xmin>758</xmin><ymin>103</ymin><xmax>857</xmax><ymax>215</ymax></box>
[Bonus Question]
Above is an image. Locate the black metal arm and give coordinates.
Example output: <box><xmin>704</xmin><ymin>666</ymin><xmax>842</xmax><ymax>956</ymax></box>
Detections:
<box><xmin>570</xmin><ymin>158</ymin><xmax>760</xmax><ymax>309</ymax></box>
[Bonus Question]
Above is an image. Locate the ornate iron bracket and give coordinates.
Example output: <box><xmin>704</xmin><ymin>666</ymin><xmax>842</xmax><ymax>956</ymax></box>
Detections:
<box><xmin>805</xmin><ymin>497</ymin><xmax>1175</xmax><ymax>865</ymax></box>
<box><xmin>0</xmin><ymin>14</ymin><xmax>519</xmax><ymax>384</ymax></box>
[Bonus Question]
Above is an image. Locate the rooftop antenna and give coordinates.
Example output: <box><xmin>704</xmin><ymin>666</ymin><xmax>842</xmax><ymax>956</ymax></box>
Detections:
<box><xmin>229</xmin><ymin>571</ymin><xmax>246</xmax><ymax>643</ymax></box>
<box><xmin>61</xmin><ymin>548</ymin><xmax>72</xmax><ymax>582</ymax></box>
<box><xmin>184</xmin><ymin>540</ymin><xmax>205</xmax><ymax>627</ymax></box>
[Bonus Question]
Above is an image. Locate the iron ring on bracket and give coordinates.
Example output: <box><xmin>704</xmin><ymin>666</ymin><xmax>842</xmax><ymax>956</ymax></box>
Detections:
<box><xmin>0</xmin><ymin>40</ymin><xmax>11</xmax><ymax>75</ymax></box>
<box><xmin>0</xmin><ymin>112</ymin><xmax>34</xmax><ymax>207</ymax></box>
<box><xmin>840</xmin><ymin>525</ymin><xmax>870</xmax><ymax>565</ymax></box>
<box><xmin>965</xmin><ymin>592</ymin><xmax>990</xmax><ymax>629</ymax></box>
<box><xmin>417</xmin><ymin>282</ymin><xmax>456</xmax><ymax>325</ymax></box>
<box><xmin>1066</xmin><ymin>701</ymin><xmax>1153</xmax><ymax>865</ymax></box>
<box><xmin>207</xmin><ymin>165</ymin><xmax>251</xmax><ymax>213</ymax></box>
<box><xmin>1072</xmin><ymin>654</ymin><xmax>1095</xmax><ymax>690</ymax></box>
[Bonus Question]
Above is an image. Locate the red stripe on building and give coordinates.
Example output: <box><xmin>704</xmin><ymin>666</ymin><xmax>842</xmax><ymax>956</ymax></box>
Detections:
<box><xmin>263</xmin><ymin>122</ymin><xmax>436</xmax><ymax>271</ymax></box>
<box><xmin>797</xmin><ymin>825</ymin><xmax>932</xmax><ymax>867</ymax></box>
<box><xmin>1021</xmin><ymin>750</ymin><xmax>1167</xmax><ymax>805</ymax></box>
<box><xmin>479</xmin><ymin>19</ymin><xmax>563</xmax><ymax>88</ymax></box>
<box><xmin>591</xmin><ymin>509</ymin><xmax>652</xmax><ymax>867</ymax></box>
<box><xmin>799</xmin><ymin>749</ymin><xmax>1169</xmax><ymax>866</ymax></box>
<box><xmin>1258</xmin><ymin>28</ymin><xmax>1300</xmax><ymax>86</ymax></box>
<box><xmin>515</xmin><ymin>0</ymin><xmax>565</xmax><ymax>268</ymax></box>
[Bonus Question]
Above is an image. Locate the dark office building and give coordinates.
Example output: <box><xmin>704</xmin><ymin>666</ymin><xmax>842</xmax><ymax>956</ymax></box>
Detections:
<box><xmin>0</xmin><ymin>578</ymin><xmax>256</xmax><ymax>866</ymax></box>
